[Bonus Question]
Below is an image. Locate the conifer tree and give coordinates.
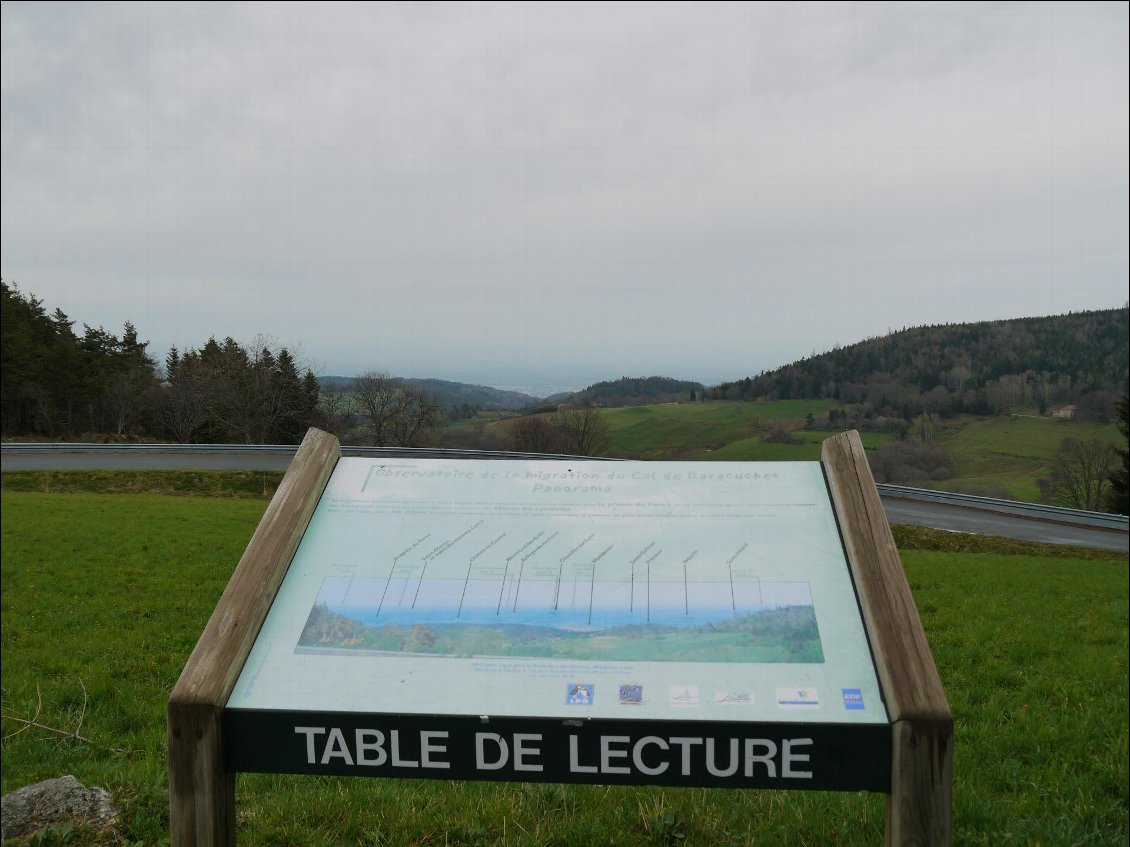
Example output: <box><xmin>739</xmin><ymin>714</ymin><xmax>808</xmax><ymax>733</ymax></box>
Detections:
<box><xmin>1105</xmin><ymin>395</ymin><xmax>1129</xmax><ymax>515</ymax></box>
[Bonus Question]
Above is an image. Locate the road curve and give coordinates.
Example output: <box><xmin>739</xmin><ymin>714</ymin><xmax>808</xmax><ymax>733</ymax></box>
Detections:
<box><xmin>879</xmin><ymin>496</ymin><xmax>1126</xmax><ymax>552</ymax></box>
<box><xmin>3</xmin><ymin>444</ymin><xmax>1127</xmax><ymax>552</ymax></box>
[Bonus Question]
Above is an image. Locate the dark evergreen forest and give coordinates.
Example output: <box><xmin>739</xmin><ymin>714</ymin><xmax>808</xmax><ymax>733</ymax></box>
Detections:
<box><xmin>1</xmin><ymin>281</ymin><xmax>320</xmax><ymax>442</ymax></box>
<box><xmin>569</xmin><ymin>376</ymin><xmax>706</xmax><ymax>406</ymax></box>
<box><xmin>709</xmin><ymin>308</ymin><xmax>1129</xmax><ymax>423</ymax></box>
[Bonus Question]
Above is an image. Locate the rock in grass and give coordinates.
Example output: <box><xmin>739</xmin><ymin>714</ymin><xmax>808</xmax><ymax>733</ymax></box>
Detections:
<box><xmin>1</xmin><ymin>775</ymin><xmax>118</xmax><ymax>840</ymax></box>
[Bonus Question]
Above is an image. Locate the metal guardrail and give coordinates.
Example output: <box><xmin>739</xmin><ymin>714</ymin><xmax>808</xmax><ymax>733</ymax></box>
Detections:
<box><xmin>343</xmin><ymin>446</ymin><xmax>620</xmax><ymax>461</ymax></box>
<box><xmin>2</xmin><ymin>443</ymin><xmax>1125</xmax><ymax>532</ymax></box>
<box><xmin>2</xmin><ymin>442</ymin><xmax>300</xmax><ymax>454</ymax></box>
<box><xmin>0</xmin><ymin>442</ymin><xmax>619</xmax><ymax>462</ymax></box>
<box><xmin>876</xmin><ymin>483</ymin><xmax>1128</xmax><ymax>532</ymax></box>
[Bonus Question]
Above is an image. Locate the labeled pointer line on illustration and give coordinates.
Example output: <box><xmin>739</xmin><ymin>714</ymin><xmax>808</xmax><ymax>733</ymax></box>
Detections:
<box><xmin>411</xmin><ymin>557</ymin><xmax>431</xmax><ymax>608</ymax></box>
<box><xmin>457</xmin><ymin>560</ymin><xmax>474</xmax><ymax>618</ymax></box>
<box><xmin>512</xmin><ymin>561</ymin><xmax>525</xmax><ymax>612</ymax></box>
<box><xmin>398</xmin><ymin>568</ymin><xmax>412</xmax><ymax>606</ymax></box>
<box><xmin>496</xmin><ymin>565</ymin><xmax>510</xmax><ymax>615</ymax></box>
<box><xmin>375</xmin><ymin>563</ymin><xmax>395</xmax><ymax>618</ymax></box>
<box><xmin>342</xmin><ymin>570</ymin><xmax>354</xmax><ymax>607</ymax></box>
<box><xmin>727</xmin><ymin>543</ymin><xmax>747</xmax><ymax>612</ymax></box>
<box><xmin>587</xmin><ymin>563</ymin><xmax>597</xmax><ymax>626</ymax></box>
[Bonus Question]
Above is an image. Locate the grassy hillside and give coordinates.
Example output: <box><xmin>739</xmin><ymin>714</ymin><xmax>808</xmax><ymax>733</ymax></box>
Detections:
<box><xmin>929</xmin><ymin>415</ymin><xmax>1122</xmax><ymax>500</ymax></box>
<box><xmin>601</xmin><ymin>399</ymin><xmax>846</xmax><ymax>459</ymax></box>
<box><xmin>1</xmin><ymin>487</ymin><xmax>1126</xmax><ymax>845</ymax></box>
<box><xmin>601</xmin><ymin>402</ymin><xmax>1123</xmax><ymax>500</ymax></box>
<box><xmin>695</xmin><ymin>429</ymin><xmax>892</xmax><ymax>461</ymax></box>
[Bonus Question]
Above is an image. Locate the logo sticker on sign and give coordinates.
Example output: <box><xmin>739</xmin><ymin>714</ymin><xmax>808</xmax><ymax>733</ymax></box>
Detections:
<box><xmin>618</xmin><ymin>684</ymin><xmax>643</xmax><ymax>705</ymax></box>
<box><xmin>669</xmin><ymin>686</ymin><xmax>700</xmax><ymax>707</ymax></box>
<box><xmin>841</xmin><ymin>688</ymin><xmax>865</xmax><ymax>710</ymax></box>
<box><xmin>714</xmin><ymin>691</ymin><xmax>754</xmax><ymax>705</ymax></box>
<box><xmin>776</xmin><ymin>687</ymin><xmax>820</xmax><ymax>709</ymax></box>
<box><xmin>566</xmin><ymin>684</ymin><xmax>593</xmax><ymax>705</ymax></box>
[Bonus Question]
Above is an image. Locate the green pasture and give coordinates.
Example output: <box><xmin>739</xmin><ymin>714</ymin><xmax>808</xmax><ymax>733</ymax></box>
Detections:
<box><xmin>697</xmin><ymin>429</ymin><xmax>892</xmax><ymax>462</ymax></box>
<box><xmin>1</xmin><ymin>484</ymin><xmax>1126</xmax><ymax>845</ymax></box>
<box><xmin>930</xmin><ymin>415</ymin><xmax>1122</xmax><ymax>501</ymax></box>
<box><xmin>600</xmin><ymin>400</ymin><xmax>839</xmax><ymax>459</ymax></box>
<box><xmin>420</xmin><ymin>398</ymin><xmax>1121</xmax><ymax>503</ymax></box>
<box><xmin>599</xmin><ymin>404</ymin><xmax>1121</xmax><ymax>500</ymax></box>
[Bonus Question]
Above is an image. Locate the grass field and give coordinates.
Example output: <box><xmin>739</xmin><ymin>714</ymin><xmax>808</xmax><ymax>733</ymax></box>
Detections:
<box><xmin>1</xmin><ymin>484</ymin><xmax>1126</xmax><ymax>845</ymax></box>
<box><xmin>462</xmin><ymin>399</ymin><xmax>859</xmax><ymax>460</ymax></box>
<box><xmin>423</xmin><ymin>398</ymin><xmax>1124</xmax><ymax>502</ymax></box>
<box><xmin>599</xmin><ymin>400</ymin><xmax>845</xmax><ymax>460</ymax></box>
<box><xmin>929</xmin><ymin>415</ymin><xmax>1123</xmax><ymax>501</ymax></box>
<box><xmin>598</xmin><ymin>404</ymin><xmax>1120</xmax><ymax>501</ymax></box>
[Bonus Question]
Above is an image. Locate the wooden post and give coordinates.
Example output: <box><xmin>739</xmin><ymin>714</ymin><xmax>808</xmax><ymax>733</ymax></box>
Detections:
<box><xmin>168</xmin><ymin>428</ymin><xmax>340</xmax><ymax>847</ymax></box>
<box><xmin>822</xmin><ymin>431</ymin><xmax>953</xmax><ymax>847</ymax></box>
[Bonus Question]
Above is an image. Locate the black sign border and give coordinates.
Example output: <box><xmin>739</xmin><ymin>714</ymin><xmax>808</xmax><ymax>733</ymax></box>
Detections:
<box><xmin>224</xmin><ymin>708</ymin><xmax>891</xmax><ymax>792</ymax></box>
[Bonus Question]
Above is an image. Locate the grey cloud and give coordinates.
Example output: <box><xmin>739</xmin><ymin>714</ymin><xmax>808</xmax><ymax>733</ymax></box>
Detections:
<box><xmin>2</xmin><ymin>2</ymin><xmax>1126</xmax><ymax>391</ymax></box>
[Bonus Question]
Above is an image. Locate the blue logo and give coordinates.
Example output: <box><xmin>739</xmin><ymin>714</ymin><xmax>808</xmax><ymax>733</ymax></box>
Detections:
<box><xmin>619</xmin><ymin>684</ymin><xmax>643</xmax><ymax>705</ymax></box>
<box><xmin>841</xmin><ymin>688</ymin><xmax>865</xmax><ymax>710</ymax></box>
<box><xmin>566</xmin><ymin>683</ymin><xmax>594</xmax><ymax>705</ymax></box>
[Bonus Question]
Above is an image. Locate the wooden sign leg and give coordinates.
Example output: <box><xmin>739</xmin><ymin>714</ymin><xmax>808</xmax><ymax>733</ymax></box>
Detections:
<box><xmin>886</xmin><ymin>719</ymin><xmax>953</xmax><ymax>846</ymax></box>
<box><xmin>167</xmin><ymin>428</ymin><xmax>340</xmax><ymax>845</ymax></box>
<box><xmin>168</xmin><ymin>702</ymin><xmax>235</xmax><ymax>847</ymax></box>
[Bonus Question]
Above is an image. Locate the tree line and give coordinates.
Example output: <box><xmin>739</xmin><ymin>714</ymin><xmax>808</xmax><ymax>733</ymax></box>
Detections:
<box><xmin>4</xmin><ymin>281</ymin><xmax>1125</xmax><ymax>490</ymax></box>
<box><xmin>567</xmin><ymin>376</ymin><xmax>705</xmax><ymax>407</ymax></box>
<box><xmin>709</xmin><ymin>308</ymin><xmax>1129</xmax><ymax>427</ymax></box>
<box><xmin>2</xmin><ymin>281</ymin><xmax>324</xmax><ymax>444</ymax></box>
<box><xmin>2</xmin><ymin>282</ymin><xmax>583</xmax><ymax>452</ymax></box>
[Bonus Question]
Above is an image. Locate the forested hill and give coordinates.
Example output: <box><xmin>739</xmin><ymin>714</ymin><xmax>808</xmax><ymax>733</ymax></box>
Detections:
<box><xmin>401</xmin><ymin>378</ymin><xmax>536</xmax><ymax>412</ymax></box>
<box><xmin>569</xmin><ymin>376</ymin><xmax>705</xmax><ymax>406</ymax></box>
<box><xmin>709</xmin><ymin>308</ymin><xmax>1128</xmax><ymax>420</ymax></box>
<box><xmin>318</xmin><ymin>376</ymin><xmax>536</xmax><ymax>412</ymax></box>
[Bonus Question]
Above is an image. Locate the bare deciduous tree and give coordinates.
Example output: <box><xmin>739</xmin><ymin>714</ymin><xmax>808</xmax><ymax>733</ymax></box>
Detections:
<box><xmin>1039</xmin><ymin>437</ymin><xmax>1118</xmax><ymax>511</ymax></box>
<box><xmin>552</xmin><ymin>403</ymin><xmax>611</xmax><ymax>456</ymax></box>
<box><xmin>351</xmin><ymin>371</ymin><xmax>443</xmax><ymax>447</ymax></box>
<box><xmin>314</xmin><ymin>382</ymin><xmax>356</xmax><ymax>438</ymax></box>
<box><xmin>157</xmin><ymin>377</ymin><xmax>206</xmax><ymax>443</ymax></box>
<box><xmin>102</xmin><ymin>365</ymin><xmax>157</xmax><ymax>437</ymax></box>
<box><xmin>506</xmin><ymin>404</ymin><xmax>611</xmax><ymax>456</ymax></box>
<box><xmin>868</xmin><ymin>439</ymin><xmax>953</xmax><ymax>484</ymax></box>
<box><xmin>508</xmin><ymin>415</ymin><xmax>562</xmax><ymax>453</ymax></box>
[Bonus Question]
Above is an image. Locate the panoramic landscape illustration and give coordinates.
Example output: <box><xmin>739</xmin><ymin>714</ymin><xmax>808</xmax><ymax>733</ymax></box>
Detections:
<box><xmin>297</xmin><ymin>574</ymin><xmax>823</xmax><ymax>663</ymax></box>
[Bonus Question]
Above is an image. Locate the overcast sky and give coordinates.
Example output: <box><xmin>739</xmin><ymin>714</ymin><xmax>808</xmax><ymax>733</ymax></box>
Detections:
<box><xmin>2</xmin><ymin>2</ymin><xmax>1127</xmax><ymax>395</ymax></box>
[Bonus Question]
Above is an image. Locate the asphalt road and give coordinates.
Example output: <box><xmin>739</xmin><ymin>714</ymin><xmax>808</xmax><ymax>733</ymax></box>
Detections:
<box><xmin>1</xmin><ymin>449</ymin><xmax>295</xmax><ymax>472</ymax></box>
<box><xmin>3</xmin><ymin>446</ymin><xmax>1127</xmax><ymax>552</ymax></box>
<box><xmin>879</xmin><ymin>497</ymin><xmax>1127</xmax><ymax>552</ymax></box>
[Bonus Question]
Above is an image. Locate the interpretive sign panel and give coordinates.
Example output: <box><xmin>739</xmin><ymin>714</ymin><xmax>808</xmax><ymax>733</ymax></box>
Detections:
<box><xmin>170</xmin><ymin>429</ymin><xmax>951</xmax><ymax>846</ymax></box>
<box><xmin>223</xmin><ymin>458</ymin><xmax>890</xmax><ymax>789</ymax></box>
